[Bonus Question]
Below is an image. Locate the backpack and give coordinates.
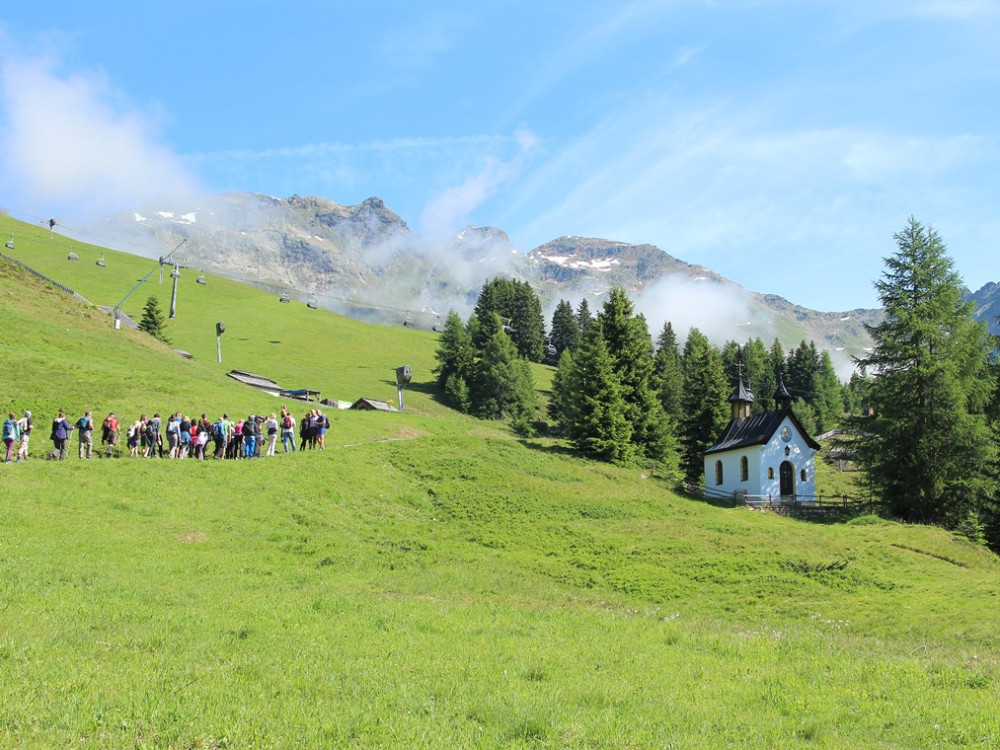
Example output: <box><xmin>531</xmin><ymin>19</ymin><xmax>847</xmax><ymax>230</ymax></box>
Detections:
<box><xmin>211</xmin><ymin>421</ymin><xmax>224</xmax><ymax>440</ymax></box>
<box><xmin>282</xmin><ymin>415</ymin><xmax>292</xmax><ymax>429</ymax></box>
<box><xmin>77</xmin><ymin>416</ymin><xmax>90</xmax><ymax>430</ymax></box>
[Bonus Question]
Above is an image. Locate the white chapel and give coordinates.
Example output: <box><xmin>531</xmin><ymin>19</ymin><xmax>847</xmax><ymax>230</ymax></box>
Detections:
<box><xmin>703</xmin><ymin>376</ymin><xmax>820</xmax><ymax>501</ymax></box>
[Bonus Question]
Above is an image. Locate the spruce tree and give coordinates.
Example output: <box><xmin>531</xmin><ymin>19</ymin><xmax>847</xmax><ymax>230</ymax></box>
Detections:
<box><xmin>550</xmin><ymin>299</ymin><xmax>582</xmax><ymax>355</ymax></box>
<box><xmin>139</xmin><ymin>295</ymin><xmax>171</xmax><ymax>344</ymax></box>
<box><xmin>433</xmin><ymin>310</ymin><xmax>474</xmax><ymax>391</ymax></box>
<box><xmin>743</xmin><ymin>338</ymin><xmax>775</xmax><ymax>413</ymax></box>
<box><xmin>679</xmin><ymin>343</ymin><xmax>729</xmax><ymax>483</ymax></box>
<box><xmin>471</xmin><ymin>312</ymin><xmax>536</xmax><ymax>423</ymax></box>
<box><xmin>561</xmin><ymin>322</ymin><xmax>634</xmax><ymax>463</ymax></box>
<box><xmin>848</xmin><ymin>218</ymin><xmax>997</xmax><ymax>531</ymax></box>
<box><xmin>576</xmin><ymin>298</ymin><xmax>593</xmax><ymax>335</ymax></box>
<box><xmin>653</xmin><ymin>322</ymin><xmax>684</xmax><ymax>420</ymax></box>
<box><xmin>598</xmin><ymin>288</ymin><xmax>675</xmax><ymax>463</ymax></box>
<box><xmin>814</xmin><ymin>350</ymin><xmax>843</xmax><ymax>432</ymax></box>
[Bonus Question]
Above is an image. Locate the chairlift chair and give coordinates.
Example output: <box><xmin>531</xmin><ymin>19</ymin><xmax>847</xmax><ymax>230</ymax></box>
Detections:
<box><xmin>279</xmin><ymin>293</ymin><xmax>291</xmax><ymax>303</ymax></box>
<box><xmin>432</xmin><ymin>316</ymin><xmax>444</xmax><ymax>333</ymax></box>
<box><xmin>67</xmin><ymin>251</ymin><xmax>79</xmax><ymax>262</ymax></box>
<box><xmin>4</xmin><ymin>235</ymin><xmax>13</xmax><ymax>250</ymax></box>
<box><xmin>306</xmin><ymin>295</ymin><xmax>318</xmax><ymax>309</ymax></box>
<box><xmin>96</xmin><ymin>253</ymin><xmax>106</xmax><ymax>267</ymax></box>
<box><xmin>403</xmin><ymin>313</ymin><xmax>415</xmax><ymax>327</ymax></box>
<box><xmin>196</xmin><ymin>272</ymin><xmax>207</xmax><ymax>285</ymax></box>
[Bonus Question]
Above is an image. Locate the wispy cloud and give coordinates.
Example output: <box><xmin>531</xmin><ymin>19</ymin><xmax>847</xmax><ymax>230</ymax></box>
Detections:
<box><xmin>418</xmin><ymin>127</ymin><xmax>539</xmax><ymax>239</ymax></box>
<box><xmin>0</xmin><ymin>51</ymin><xmax>200</xmax><ymax>221</ymax></box>
<box><xmin>498</xmin><ymin>89</ymin><xmax>1000</xmax><ymax>308</ymax></box>
<box><xmin>905</xmin><ymin>0</ymin><xmax>999</xmax><ymax>20</ymax></box>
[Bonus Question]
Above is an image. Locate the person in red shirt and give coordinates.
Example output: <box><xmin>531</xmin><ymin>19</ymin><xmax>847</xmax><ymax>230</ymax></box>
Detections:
<box><xmin>102</xmin><ymin>412</ymin><xmax>120</xmax><ymax>458</ymax></box>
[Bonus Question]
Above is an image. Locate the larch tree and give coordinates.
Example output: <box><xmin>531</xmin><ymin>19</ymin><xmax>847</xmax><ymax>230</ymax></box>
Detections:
<box><xmin>848</xmin><ymin>218</ymin><xmax>997</xmax><ymax>534</ymax></box>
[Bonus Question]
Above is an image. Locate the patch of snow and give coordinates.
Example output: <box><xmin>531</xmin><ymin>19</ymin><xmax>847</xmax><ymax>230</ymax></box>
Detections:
<box><xmin>177</xmin><ymin>212</ymin><xmax>197</xmax><ymax>224</ymax></box>
<box><xmin>157</xmin><ymin>211</ymin><xmax>174</xmax><ymax>219</ymax></box>
<box><xmin>840</xmin><ymin>316</ymin><xmax>851</xmax><ymax>321</ymax></box>
<box><xmin>134</xmin><ymin>213</ymin><xmax>147</xmax><ymax>222</ymax></box>
<box><xmin>543</xmin><ymin>254</ymin><xmax>620</xmax><ymax>271</ymax></box>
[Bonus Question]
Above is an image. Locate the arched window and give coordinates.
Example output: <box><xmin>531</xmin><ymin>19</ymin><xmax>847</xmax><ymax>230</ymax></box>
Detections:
<box><xmin>740</xmin><ymin>456</ymin><xmax>749</xmax><ymax>482</ymax></box>
<box><xmin>715</xmin><ymin>460</ymin><xmax>723</xmax><ymax>485</ymax></box>
<box><xmin>800</xmin><ymin>468</ymin><xmax>807</xmax><ymax>482</ymax></box>
<box><xmin>767</xmin><ymin>467</ymin><xmax>774</xmax><ymax>480</ymax></box>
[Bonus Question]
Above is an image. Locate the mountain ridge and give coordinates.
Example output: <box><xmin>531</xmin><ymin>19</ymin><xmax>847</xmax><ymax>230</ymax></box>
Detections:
<box><xmin>80</xmin><ymin>191</ymin><xmax>998</xmax><ymax>371</ymax></box>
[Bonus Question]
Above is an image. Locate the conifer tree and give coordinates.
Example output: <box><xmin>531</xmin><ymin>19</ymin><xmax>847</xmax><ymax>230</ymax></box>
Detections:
<box><xmin>560</xmin><ymin>322</ymin><xmax>635</xmax><ymax>463</ymax></box>
<box><xmin>550</xmin><ymin>299</ymin><xmax>581</xmax><ymax>355</ymax></box>
<box><xmin>848</xmin><ymin>218</ymin><xmax>997</xmax><ymax>532</ymax></box>
<box><xmin>548</xmin><ymin>349</ymin><xmax>573</xmax><ymax>426</ymax></box>
<box><xmin>576</xmin><ymin>298</ymin><xmax>593</xmax><ymax>335</ymax></box>
<box><xmin>743</xmin><ymin>338</ymin><xmax>775</xmax><ymax>413</ymax></box>
<box><xmin>679</xmin><ymin>341</ymin><xmax>729</xmax><ymax>482</ymax></box>
<box><xmin>598</xmin><ymin>288</ymin><xmax>676</xmax><ymax>463</ymax></box>
<box><xmin>471</xmin><ymin>312</ymin><xmax>536</xmax><ymax>423</ymax></box>
<box><xmin>653</xmin><ymin>322</ymin><xmax>684</xmax><ymax>420</ymax></box>
<box><xmin>473</xmin><ymin>278</ymin><xmax>545</xmax><ymax>362</ymax></box>
<box><xmin>814</xmin><ymin>350</ymin><xmax>843</xmax><ymax>431</ymax></box>
<box><xmin>138</xmin><ymin>295</ymin><xmax>171</xmax><ymax>344</ymax></box>
<box><xmin>433</xmin><ymin>310</ymin><xmax>474</xmax><ymax>391</ymax></box>
<box><xmin>682</xmin><ymin>328</ymin><xmax>710</xmax><ymax>375</ymax></box>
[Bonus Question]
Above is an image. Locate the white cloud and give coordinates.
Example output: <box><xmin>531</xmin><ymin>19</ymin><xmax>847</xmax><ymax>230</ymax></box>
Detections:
<box><xmin>417</xmin><ymin>127</ymin><xmax>539</xmax><ymax>239</ymax></box>
<box><xmin>0</xmin><ymin>54</ymin><xmax>200</xmax><ymax>220</ymax></box>
<box><xmin>634</xmin><ymin>274</ymin><xmax>755</xmax><ymax>344</ymax></box>
<box><xmin>498</xmin><ymin>88</ymin><xmax>1000</xmax><ymax>308</ymax></box>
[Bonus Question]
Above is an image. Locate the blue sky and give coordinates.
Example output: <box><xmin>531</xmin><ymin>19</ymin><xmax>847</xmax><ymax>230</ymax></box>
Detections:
<box><xmin>1</xmin><ymin>1</ymin><xmax>998</xmax><ymax>311</ymax></box>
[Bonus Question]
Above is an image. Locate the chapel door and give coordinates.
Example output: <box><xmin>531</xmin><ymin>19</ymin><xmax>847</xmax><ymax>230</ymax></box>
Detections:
<box><xmin>779</xmin><ymin>461</ymin><xmax>794</xmax><ymax>497</ymax></box>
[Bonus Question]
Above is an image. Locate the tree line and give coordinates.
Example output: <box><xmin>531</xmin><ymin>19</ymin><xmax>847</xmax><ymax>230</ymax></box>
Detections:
<box><xmin>435</xmin><ymin>221</ymin><xmax>1000</xmax><ymax>551</ymax></box>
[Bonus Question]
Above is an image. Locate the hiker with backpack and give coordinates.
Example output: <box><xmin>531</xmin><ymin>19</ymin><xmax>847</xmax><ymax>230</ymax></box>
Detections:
<box><xmin>77</xmin><ymin>411</ymin><xmax>94</xmax><ymax>459</ymax></box>
<box><xmin>16</xmin><ymin>410</ymin><xmax>32</xmax><ymax>462</ymax></box>
<box><xmin>2</xmin><ymin>412</ymin><xmax>19</xmax><ymax>463</ymax></box>
<box><xmin>127</xmin><ymin>417</ymin><xmax>143</xmax><ymax>458</ymax></box>
<box><xmin>242</xmin><ymin>415</ymin><xmax>257</xmax><ymax>459</ymax></box>
<box><xmin>101</xmin><ymin>412</ymin><xmax>120</xmax><ymax>458</ymax></box>
<box><xmin>280</xmin><ymin>409</ymin><xmax>296</xmax><ymax>453</ymax></box>
<box><xmin>145</xmin><ymin>414</ymin><xmax>162</xmax><ymax>458</ymax></box>
<box><xmin>211</xmin><ymin>415</ymin><xmax>228</xmax><ymax>459</ymax></box>
<box><xmin>50</xmin><ymin>412</ymin><xmax>73</xmax><ymax>460</ymax></box>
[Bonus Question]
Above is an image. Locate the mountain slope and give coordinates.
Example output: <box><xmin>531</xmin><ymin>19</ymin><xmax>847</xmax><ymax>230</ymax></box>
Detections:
<box><xmin>3</xmin><ymin>226</ymin><xmax>1000</xmax><ymax>747</ymax></box>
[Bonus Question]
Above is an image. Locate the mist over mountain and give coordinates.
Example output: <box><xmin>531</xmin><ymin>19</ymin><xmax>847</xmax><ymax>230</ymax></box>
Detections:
<box><xmin>84</xmin><ymin>191</ymin><xmax>995</xmax><ymax>376</ymax></box>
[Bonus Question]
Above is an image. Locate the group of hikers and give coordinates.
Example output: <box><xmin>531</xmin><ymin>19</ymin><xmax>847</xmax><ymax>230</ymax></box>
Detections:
<box><xmin>2</xmin><ymin>406</ymin><xmax>333</xmax><ymax>462</ymax></box>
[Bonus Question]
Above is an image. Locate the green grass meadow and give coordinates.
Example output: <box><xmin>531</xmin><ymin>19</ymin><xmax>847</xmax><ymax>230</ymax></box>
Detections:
<box><xmin>2</xmin><ymin>215</ymin><xmax>1000</xmax><ymax>748</ymax></box>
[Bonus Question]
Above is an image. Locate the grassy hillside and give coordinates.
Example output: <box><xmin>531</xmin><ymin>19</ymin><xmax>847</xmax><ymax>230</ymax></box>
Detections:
<box><xmin>2</xmin><ymin>216</ymin><xmax>999</xmax><ymax>748</ymax></box>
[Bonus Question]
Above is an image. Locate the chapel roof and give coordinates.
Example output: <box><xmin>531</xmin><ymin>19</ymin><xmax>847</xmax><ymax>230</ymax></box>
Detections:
<box><xmin>704</xmin><ymin>408</ymin><xmax>820</xmax><ymax>455</ymax></box>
